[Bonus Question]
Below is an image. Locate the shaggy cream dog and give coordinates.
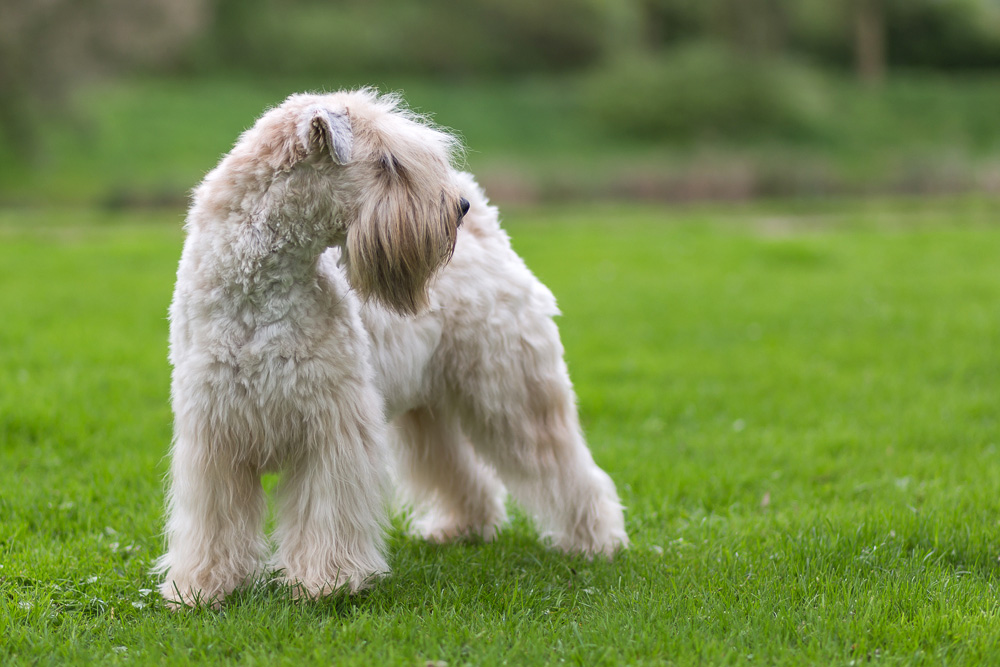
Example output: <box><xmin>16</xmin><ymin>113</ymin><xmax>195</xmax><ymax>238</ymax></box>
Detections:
<box><xmin>157</xmin><ymin>90</ymin><xmax>628</xmax><ymax>607</ymax></box>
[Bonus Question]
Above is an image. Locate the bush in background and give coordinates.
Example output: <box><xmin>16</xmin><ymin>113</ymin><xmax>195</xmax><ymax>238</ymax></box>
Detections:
<box><xmin>582</xmin><ymin>42</ymin><xmax>830</xmax><ymax>143</ymax></box>
<box><xmin>191</xmin><ymin>0</ymin><xmax>623</xmax><ymax>77</ymax></box>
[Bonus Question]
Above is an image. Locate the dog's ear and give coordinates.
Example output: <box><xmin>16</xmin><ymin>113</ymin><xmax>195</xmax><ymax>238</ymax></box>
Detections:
<box><xmin>298</xmin><ymin>107</ymin><xmax>353</xmax><ymax>165</ymax></box>
<box><xmin>345</xmin><ymin>184</ymin><xmax>459</xmax><ymax>316</ymax></box>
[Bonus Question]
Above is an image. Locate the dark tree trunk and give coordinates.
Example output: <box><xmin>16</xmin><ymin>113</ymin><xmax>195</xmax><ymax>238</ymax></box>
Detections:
<box><xmin>714</xmin><ymin>0</ymin><xmax>787</xmax><ymax>58</ymax></box>
<box><xmin>855</xmin><ymin>0</ymin><xmax>886</xmax><ymax>85</ymax></box>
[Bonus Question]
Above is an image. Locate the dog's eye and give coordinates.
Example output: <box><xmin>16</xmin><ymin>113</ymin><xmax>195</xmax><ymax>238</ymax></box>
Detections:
<box><xmin>458</xmin><ymin>198</ymin><xmax>470</xmax><ymax>217</ymax></box>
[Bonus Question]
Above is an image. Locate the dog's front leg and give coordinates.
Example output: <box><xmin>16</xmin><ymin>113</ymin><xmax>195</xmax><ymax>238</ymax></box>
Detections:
<box><xmin>156</xmin><ymin>442</ymin><xmax>267</xmax><ymax>609</ymax></box>
<box><xmin>272</xmin><ymin>389</ymin><xmax>390</xmax><ymax>597</ymax></box>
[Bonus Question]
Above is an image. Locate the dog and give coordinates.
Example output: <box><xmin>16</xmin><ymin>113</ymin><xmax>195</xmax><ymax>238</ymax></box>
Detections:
<box><xmin>156</xmin><ymin>89</ymin><xmax>628</xmax><ymax>607</ymax></box>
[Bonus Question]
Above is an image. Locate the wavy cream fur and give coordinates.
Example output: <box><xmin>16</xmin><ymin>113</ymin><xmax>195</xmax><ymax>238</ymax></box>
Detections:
<box><xmin>157</xmin><ymin>90</ymin><xmax>627</xmax><ymax>609</ymax></box>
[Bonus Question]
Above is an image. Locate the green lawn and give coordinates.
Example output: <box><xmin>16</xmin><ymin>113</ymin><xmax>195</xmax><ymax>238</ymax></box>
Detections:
<box><xmin>1</xmin><ymin>199</ymin><xmax>999</xmax><ymax>664</ymax></box>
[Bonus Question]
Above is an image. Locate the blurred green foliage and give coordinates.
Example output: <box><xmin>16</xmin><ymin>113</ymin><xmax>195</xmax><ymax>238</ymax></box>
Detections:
<box><xmin>583</xmin><ymin>42</ymin><xmax>830</xmax><ymax>142</ymax></box>
<box><xmin>185</xmin><ymin>0</ymin><xmax>995</xmax><ymax>145</ymax></box>
<box><xmin>186</xmin><ymin>0</ymin><xmax>1000</xmax><ymax>77</ymax></box>
<box><xmin>637</xmin><ymin>0</ymin><xmax>1000</xmax><ymax>69</ymax></box>
<box><xmin>4</xmin><ymin>0</ymin><xmax>1000</xmax><ymax>200</ymax></box>
<box><xmin>188</xmin><ymin>0</ymin><xmax>624</xmax><ymax>77</ymax></box>
<box><xmin>4</xmin><ymin>72</ymin><xmax>1000</xmax><ymax>206</ymax></box>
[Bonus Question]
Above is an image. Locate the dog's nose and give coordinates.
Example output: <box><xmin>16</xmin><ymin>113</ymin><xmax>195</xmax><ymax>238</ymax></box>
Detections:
<box><xmin>459</xmin><ymin>197</ymin><xmax>470</xmax><ymax>217</ymax></box>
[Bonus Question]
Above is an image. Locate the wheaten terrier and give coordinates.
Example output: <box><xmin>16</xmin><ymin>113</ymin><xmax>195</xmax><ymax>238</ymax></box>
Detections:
<box><xmin>156</xmin><ymin>89</ymin><xmax>628</xmax><ymax>607</ymax></box>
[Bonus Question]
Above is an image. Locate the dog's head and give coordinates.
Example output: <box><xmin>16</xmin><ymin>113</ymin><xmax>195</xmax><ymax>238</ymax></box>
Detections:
<box><xmin>228</xmin><ymin>89</ymin><xmax>467</xmax><ymax>315</ymax></box>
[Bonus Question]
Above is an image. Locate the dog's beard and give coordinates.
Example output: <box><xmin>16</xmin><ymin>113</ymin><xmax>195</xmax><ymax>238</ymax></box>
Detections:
<box><xmin>345</xmin><ymin>193</ymin><xmax>458</xmax><ymax>315</ymax></box>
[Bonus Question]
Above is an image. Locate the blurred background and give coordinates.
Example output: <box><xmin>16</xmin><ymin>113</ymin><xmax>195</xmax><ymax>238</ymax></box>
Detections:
<box><xmin>2</xmin><ymin>0</ymin><xmax>1000</xmax><ymax>207</ymax></box>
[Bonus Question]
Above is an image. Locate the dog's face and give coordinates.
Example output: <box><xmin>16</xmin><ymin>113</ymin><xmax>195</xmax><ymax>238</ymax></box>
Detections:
<box><xmin>243</xmin><ymin>90</ymin><xmax>467</xmax><ymax>315</ymax></box>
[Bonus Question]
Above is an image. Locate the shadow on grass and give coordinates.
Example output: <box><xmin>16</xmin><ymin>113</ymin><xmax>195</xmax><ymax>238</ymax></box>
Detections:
<box><xmin>202</xmin><ymin>525</ymin><xmax>644</xmax><ymax>619</ymax></box>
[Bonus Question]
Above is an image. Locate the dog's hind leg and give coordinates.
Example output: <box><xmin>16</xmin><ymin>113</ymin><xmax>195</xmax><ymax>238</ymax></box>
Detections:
<box><xmin>454</xmin><ymin>317</ymin><xmax>629</xmax><ymax>558</ymax></box>
<box><xmin>393</xmin><ymin>407</ymin><xmax>508</xmax><ymax>543</ymax></box>
<box><xmin>156</xmin><ymin>441</ymin><xmax>267</xmax><ymax>608</ymax></box>
<box><xmin>271</xmin><ymin>388</ymin><xmax>390</xmax><ymax>597</ymax></box>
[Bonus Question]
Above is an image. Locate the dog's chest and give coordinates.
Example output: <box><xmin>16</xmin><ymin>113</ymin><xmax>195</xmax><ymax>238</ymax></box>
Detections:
<box><xmin>174</xmin><ymin>281</ymin><xmax>370</xmax><ymax>463</ymax></box>
<box><xmin>360</xmin><ymin>307</ymin><xmax>443</xmax><ymax>418</ymax></box>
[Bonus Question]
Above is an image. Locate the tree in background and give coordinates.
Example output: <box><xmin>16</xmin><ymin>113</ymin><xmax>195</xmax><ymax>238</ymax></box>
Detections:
<box><xmin>187</xmin><ymin>0</ymin><xmax>620</xmax><ymax>78</ymax></box>
<box><xmin>585</xmin><ymin>0</ymin><xmax>1000</xmax><ymax>142</ymax></box>
<box><xmin>713</xmin><ymin>0</ymin><xmax>789</xmax><ymax>58</ymax></box>
<box><xmin>638</xmin><ymin>0</ymin><xmax>1000</xmax><ymax>75</ymax></box>
<box><xmin>4</xmin><ymin>0</ymin><xmax>1000</xmax><ymax>162</ymax></box>
<box><xmin>854</xmin><ymin>0</ymin><xmax>886</xmax><ymax>85</ymax></box>
<box><xmin>0</xmin><ymin>0</ymin><xmax>207</xmax><ymax>161</ymax></box>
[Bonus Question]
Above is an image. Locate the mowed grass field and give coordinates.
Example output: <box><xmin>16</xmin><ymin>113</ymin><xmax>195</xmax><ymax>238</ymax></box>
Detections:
<box><xmin>1</xmin><ymin>198</ymin><xmax>999</xmax><ymax>664</ymax></box>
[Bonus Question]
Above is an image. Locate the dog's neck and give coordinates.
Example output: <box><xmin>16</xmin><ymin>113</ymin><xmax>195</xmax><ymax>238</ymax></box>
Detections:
<box><xmin>185</xmin><ymin>162</ymin><xmax>355</xmax><ymax>323</ymax></box>
<box><xmin>191</xmin><ymin>172</ymin><xmax>346</xmax><ymax>295</ymax></box>
<box><xmin>227</xmin><ymin>215</ymin><xmax>335</xmax><ymax>300</ymax></box>
<box><xmin>183</xmin><ymin>207</ymin><xmax>341</xmax><ymax>322</ymax></box>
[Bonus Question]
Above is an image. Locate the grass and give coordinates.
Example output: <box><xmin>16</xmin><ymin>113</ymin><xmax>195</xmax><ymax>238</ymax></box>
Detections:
<box><xmin>1</xmin><ymin>197</ymin><xmax>1000</xmax><ymax>664</ymax></box>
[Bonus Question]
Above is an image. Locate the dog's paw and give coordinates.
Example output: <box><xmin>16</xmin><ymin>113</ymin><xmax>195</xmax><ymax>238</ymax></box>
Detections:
<box><xmin>159</xmin><ymin>579</ymin><xmax>225</xmax><ymax>611</ymax></box>
<box><xmin>414</xmin><ymin>501</ymin><xmax>508</xmax><ymax>544</ymax></box>
<box><xmin>416</xmin><ymin>515</ymin><xmax>500</xmax><ymax>544</ymax></box>
<box><xmin>281</xmin><ymin>569</ymin><xmax>383</xmax><ymax>599</ymax></box>
<box><xmin>553</xmin><ymin>527</ymin><xmax>630</xmax><ymax>560</ymax></box>
<box><xmin>274</xmin><ymin>539</ymin><xmax>389</xmax><ymax>600</ymax></box>
<box><xmin>548</xmin><ymin>492</ymin><xmax>630</xmax><ymax>560</ymax></box>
